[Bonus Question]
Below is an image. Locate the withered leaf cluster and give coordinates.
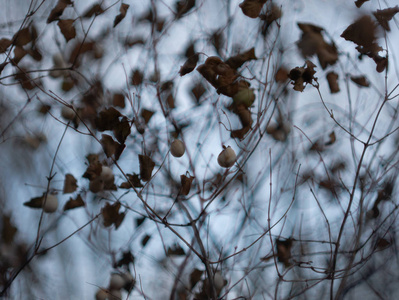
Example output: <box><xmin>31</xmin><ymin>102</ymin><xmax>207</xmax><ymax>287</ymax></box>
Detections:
<box><xmin>297</xmin><ymin>23</ymin><xmax>338</xmax><ymax>69</ymax></box>
<box><xmin>196</xmin><ymin>49</ymin><xmax>257</xmax><ymax>139</ymax></box>
<box><xmin>341</xmin><ymin>15</ymin><xmax>387</xmax><ymax>72</ymax></box>
<box><xmin>83</xmin><ymin>154</ymin><xmax>117</xmax><ymax>193</ymax></box>
<box><xmin>288</xmin><ymin>60</ymin><xmax>317</xmax><ymax>92</ymax></box>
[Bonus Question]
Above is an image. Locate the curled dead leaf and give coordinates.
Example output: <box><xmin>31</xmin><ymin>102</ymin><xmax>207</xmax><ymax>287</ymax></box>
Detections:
<box><xmin>63</xmin><ymin>173</ymin><xmax>78</xmax><ymax>193</ymax></box>
<box><xmin>57</xmin><ymin>19</ymin><xmax>76</xmax><ymax>42</ymax></box>
<box><xmin>139</xmin><ymin>155</ymin><xmax>155</xmax><ymax>182</ymax></box>
<box><xmin>114</xmin><ymin>3</ymin><xmax>130</xmax><ymax>27</ymax></box>
<box><xmin>180</xmin><ymin>173</ymin><xmax>195</xmax><ymax>196</ymax></box>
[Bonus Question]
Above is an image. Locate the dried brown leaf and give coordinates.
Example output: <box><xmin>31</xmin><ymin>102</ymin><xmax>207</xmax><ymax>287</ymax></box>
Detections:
<box><xmin>100</xmin><ymin>134</ymin><xmax>125</xmax><ymax>159</ymax></box>
<box><xmin>13</xmin><ymin>46</ymin><xmax>27</xmax><ymax>64</ymax></box>
<box><xmin>63</xmin><ymin>194</ymin><xmax>85</xmax><ymax>211</ymax></box>
<box><xmin>141</xmin><ymin>109</ymin><xmax>154</xmax><ymax>124</ymax></box>
<box><xmin>95</xmin><ymin>107</ymin><xmax>122</xmax><ymax>131</ymax></box>
<box><xmin>180</xmin><ymin>173</ymin><xmax>195</xmax><ymax>196</ymax></box>
<box><xmin>141</xmin><ymin>234</ymin><xmax>151</xmax><ymax>247</ymax></box>
<box><xmin>139</xmin><ymin>155</ymin><xmax>155</xmax><ymax>182</ymax></box>
<box><xmin>274</xmin><ymin>67</ymin><xmax>289</xmax><ymax>83</ymax></box>
<box><xmin>179</xmin><ymin>53</ymin><xmax>199</xmax><ymax>76</ymax></box>
<box><xmin>191</xmin><ymin>82</ymin><xmax>206</xmax><ymax>104</ymax></box>
<box><xmin>0</xmin><ymin>38</ymin><xmax>12</xmax><ymax>53</ymax></box>
<box><xmin>326</xmin><ymin>131</ymin><xmax>336</xmax><ymax>146</ymax></box>
<box><xmin>190</xmin><ymin>269</ymin><xmax>203</xmax><ymax>289</ymax></box>
<box><xmin>23</xmin><ymin>194</ymin><xmax>45</xmax><ymax>209</ymax></box>
<box><xmin>83</xmin><ymin>3</ymin><xmax>104</xmax><ymax>18</ymax></box>
<box><xmin>101</xmin><ymin>202</ymin><xmax>125</xmax><ymax>229</ymax></box>
<box><xmin>114</xmin><ymin>3</ymin><xmax>130</xmax><ymax>27</ymax></box>
<box><xmin>131</xmin><ymin>69</ymin><xmax>143</xmax><ymax>85</ymax></box>
<box><xmin>113</xmin><ymin>116</ymin><xmax>131</xmax><ymax>144</ymax></box>
<box><xmin>239</xmin><ymin>0</ymin><xmax>267</xmax><ymax>18</ymax></box>
<box><xmin>167</xmin><ymin>244</ymin><xmax>185</xmax><ymax>256</ymax></box>
<box><xmin>225</xmin><ymin>48</ymin><xmax>257</xmax><ymax>70</ymax></box>
<box><xmin>47</xmin><ymin>0</ymin><xmax>72</xmax><ymax>23</ymax></box>
<box><xmin>63</xmin><ymin>173</ymin><xmax>78</xmax><ymax>193</ymax></box>
<box><xmin>276</xmin><ymin>238</ymin><xmax>293</xmax><ymax>267</ymax></box>
<box><xmin>175</xmin><ymin>0</ymin><xmax>196</xmax><ymax>19</ymax></box>
<box><xmin>373</xmin><ymin>6</ymin><xmax>399</xmax><ymax>31</ymax></box>
<box><xmin>350</xmin><ymin>75</ymin><xmax>370</xmax><ymax>87</ymax></box>
<box><xmin>12</xmin><ymin>27</ymin><xmax>32</xmax><ymax>46</ymax></box>
<box><xmin>355</xmin><ymin>0</ymin><xmax>369</xmax><ymax>8</ymax></box>
<box><xmin>113</xmin><ymin>93</ymin><xmax>125</xmax><ymax>108</ymax></box>
<box><xmin>58</xmin><ymin>19</ymin><xmax>76</xmax><ymax>42</ymax></box>
<box><xmin>120</xmin><ymin>173</ymin><xmax>143</xmax><ymax>189</ymax></box>
<box><xmin>2</xmin><ymin>215</ymin><xmax>18</xmax><ymax>244</ymax></box>
<box><xmin>341</xmin><ymin>15</ymin><xmax>381</xmax><ymax>56</ymax></box>
<box><xmin>326</xmin><ymin>72</ymin><xmax>340</xmax><ymax>93</ymax></box>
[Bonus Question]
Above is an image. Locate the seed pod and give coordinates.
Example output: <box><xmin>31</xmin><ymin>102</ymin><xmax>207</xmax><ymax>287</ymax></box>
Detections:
<box><xmin>170</xmin><ymin>139</ymin><xmax>185</xmax><ymax>157</ymax></box>
<box><xmin>43</xmin><ymin>194</ymin><xmax>58</xmax><ymax>213</ymax></box>
<box><xmin>217</xmin><ymin>146</ymin><xmax>236</xmax><ymax>168</ymax></box>
<box><xmin>95</xmin><ymin>289</ymin><xmax>108</xmax><ymax>300</ymax></box>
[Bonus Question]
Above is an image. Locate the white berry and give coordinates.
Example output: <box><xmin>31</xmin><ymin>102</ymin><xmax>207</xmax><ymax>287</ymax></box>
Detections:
<box><xmin>109</xmin><ymin>273</ymin><xmax>125</xmax><ymax>290</ymax></box>
<box><xmin>43</xmin><ymin>194</ymin><xmax>58</xmax><ymax>213</ymax></box>
<box><xmin>61</xmin><ymin>106</ymin><xmax>75</xmax><ymax>120</ymax></box>
<box><xmin>217</xmin><ymin>146</ymin><xmax>236</xmax><ymax>168</ymax></box>
<box><xmin>170</xmin><ymin>139</ymin><xmax>185</xmax><ymax>157</ymax></box>
<box><xmin>101</xmin><ymin>166</ymin><xmax>114</xmax><ymax>185</ymax></box>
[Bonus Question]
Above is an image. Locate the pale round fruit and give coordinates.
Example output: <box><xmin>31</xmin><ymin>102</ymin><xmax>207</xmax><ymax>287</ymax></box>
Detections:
<box><xmin>170</xmin><ymin>139</ymin><xmax>185</xmax><ymax>157</ymax></box>
<box><xmin>101</xmin><ymin>166</ymin><xmax>114</xmax><ymax>185</ymax></box>
<box><xmin>232</xmin><ymin>88</ymin><xmax>255</xmax><ymax>108</ymax></box>
<box><xmin>61</xmin><ymin>106</ymin><xmax>75</xmax><ymax>120</ymax></box>
<box><xmin>217</xmin><ymin>146</ymin><xmax>236</xmax><ymax>168</ymax></box>
<box><xmin>43</xmin><ymin>194</ymin><xmax>58</xmax><ymax>213</ymax></box>
<box><xmin>109</xmin><ymin>273</ymin><xmax>125</xmax><ymax>290</ymax></box>
<box><xmin>214</xmin><ymin>271</ymin><xmax>225</xmax><ymax>290</ymax></box>
<box><xmin>53</xmin><ymin>52</ymin><xmax>66</xmax><ymax>67</ymax></box>
<box><xmin>95</xmin><ymin>289</ymin><xmax>108</xmax><ymax>300</ymax></box>
<box><xmin>108</xmin><ymin>289</ymin><xmax>122</xmax><ymax>300</ymax></box>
